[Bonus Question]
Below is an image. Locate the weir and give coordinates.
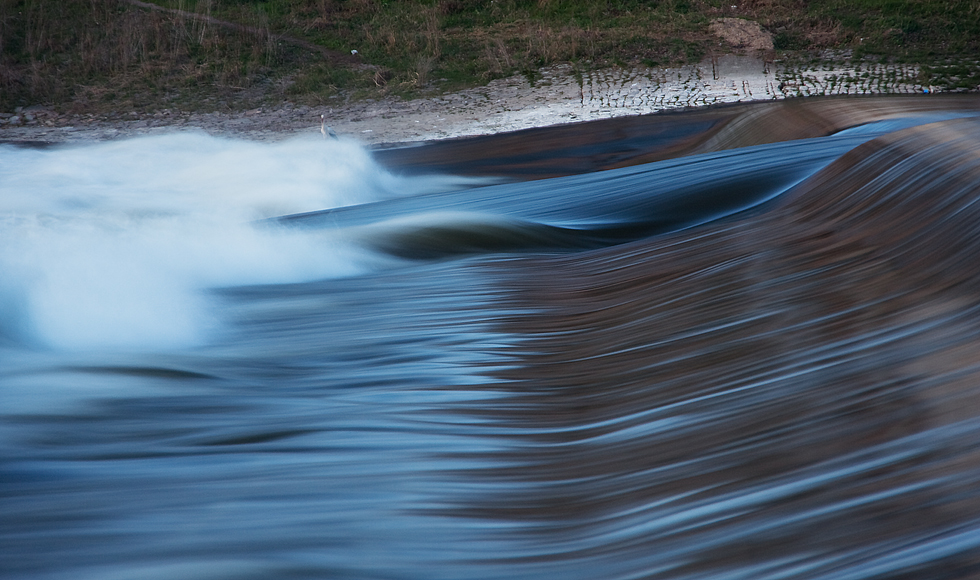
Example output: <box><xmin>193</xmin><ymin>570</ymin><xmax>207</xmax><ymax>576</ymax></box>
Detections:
<box><xmin>2</xmin><ymin>96</ymin><xmax>980</xmax><ymax>579</ymax></box>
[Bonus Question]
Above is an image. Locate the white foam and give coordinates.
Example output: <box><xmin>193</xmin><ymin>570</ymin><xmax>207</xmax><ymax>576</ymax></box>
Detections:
<box><xmin>0</xmin><ymin>133</ymin><xmax>428</xmax><ymax>352</ymax></box>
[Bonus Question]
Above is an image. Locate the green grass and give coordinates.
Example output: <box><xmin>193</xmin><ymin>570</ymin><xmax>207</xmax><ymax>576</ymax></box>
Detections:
<box><xmin>1</xmin><ymin>0</ymin><xmax>978</xmax><ymax>113</ymax></box>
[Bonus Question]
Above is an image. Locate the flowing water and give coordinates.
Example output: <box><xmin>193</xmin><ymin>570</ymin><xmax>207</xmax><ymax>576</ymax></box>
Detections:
<box><xmin>3</xmin><ymin>96</ymin><xmax>980</xmax><ymax>579</ymax></box>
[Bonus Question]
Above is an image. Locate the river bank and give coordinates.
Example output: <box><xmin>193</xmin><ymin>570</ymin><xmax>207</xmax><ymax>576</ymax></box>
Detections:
<box><xmin>0</xmin><ymin>55</ymin><xmax>939</xmax><ymax>147</ymax></box>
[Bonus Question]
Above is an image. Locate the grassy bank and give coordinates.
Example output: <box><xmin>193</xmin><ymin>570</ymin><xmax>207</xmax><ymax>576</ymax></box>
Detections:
<box><xmin>1</xmin><ymin>0</ymin><xmax>978</xmax><ymax>113</ymax></box>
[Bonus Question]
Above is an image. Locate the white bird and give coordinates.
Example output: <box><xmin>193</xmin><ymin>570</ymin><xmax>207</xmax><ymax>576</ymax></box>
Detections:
<box><xmin>320</xmin><ymin>114</ymin><xmax>338</xmax><ymax>140</ymax></box>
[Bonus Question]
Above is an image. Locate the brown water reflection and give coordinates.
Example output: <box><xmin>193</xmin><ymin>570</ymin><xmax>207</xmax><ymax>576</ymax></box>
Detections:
<box><xmin>4</xmin><ymin>95</ymin><xmax>980</xmax><ymax>580</ymax></box>
<box><xmin>407</xmin><ymin>99</ymin><xmax>980</xmax><ymax>578</ymax></box>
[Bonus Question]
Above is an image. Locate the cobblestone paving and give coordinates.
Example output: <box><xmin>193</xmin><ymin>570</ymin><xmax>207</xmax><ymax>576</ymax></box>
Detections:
<box><xmin>0</xmin><ymin>56</ymin><xmax>938</xmax><ymax>146</ymax></box>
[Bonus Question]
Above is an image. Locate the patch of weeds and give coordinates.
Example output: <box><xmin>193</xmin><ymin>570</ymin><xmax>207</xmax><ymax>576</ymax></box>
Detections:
<box><xmin>774</xmin><ymin>31</ymin><xmax>808</xmax><ymax>51</ymax></box>
<box><xmin>3</xmin><ymin>0</ymin><xmax>979</xmax><ymax>113</ymax></box>
<box><xmin>522</xmin><ymin>67</ymin><xmax>539</xmax><ymax>87</ymax></box>
<box><xmin>920</xmin><ymin>61</ymin><xmax>980</xmax><ymax>91</ymax></box>
<box><xmin>287</xmin><ymin>63</ymin><xmax>373</xmax><ymax>100</ymax></box>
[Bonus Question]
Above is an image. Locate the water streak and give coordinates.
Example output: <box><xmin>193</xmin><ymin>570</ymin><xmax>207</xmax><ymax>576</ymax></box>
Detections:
<box><xmin>3</xmin><ymin>96</ymin><xmax>980</xmax><ymax>580</ymax></box>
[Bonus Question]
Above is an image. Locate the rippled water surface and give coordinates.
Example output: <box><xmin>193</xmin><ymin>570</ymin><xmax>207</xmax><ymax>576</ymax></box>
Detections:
<box><xmin>3</xmin><ymin>96</ymin><xmax>980</xmax><ymax>579</ymax></box>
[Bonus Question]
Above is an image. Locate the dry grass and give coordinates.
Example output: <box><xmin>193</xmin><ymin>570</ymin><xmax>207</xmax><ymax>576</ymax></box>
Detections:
<box><xmin>0</xmin><ymin>0</ymin><xmax>321</xmax><ymax>112</ymax></box>
<box><xmin>1</xmin><ymin>0</ymin><xmax>977</xmax><ymax>113</ymax></box>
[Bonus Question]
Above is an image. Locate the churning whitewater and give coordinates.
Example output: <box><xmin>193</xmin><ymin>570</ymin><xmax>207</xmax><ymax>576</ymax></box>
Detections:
<box><xmin>0</xmin><ymin>133</ymin><xmax>471</xmax><ymax>350</ymax></box>
<box><xmin>3</xmin><ymin>96</ymin><xmax>980</xmax><ymax>580</ymax></box>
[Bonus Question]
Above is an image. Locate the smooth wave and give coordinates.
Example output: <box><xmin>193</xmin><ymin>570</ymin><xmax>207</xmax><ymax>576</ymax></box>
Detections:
<box><xmin>3</xmin><ymin>96</ymin><xmax>980</xmax><ymax>580</ymax></box>
<box><xmin>455</xmin><ymin>116</ymin><xmax>980</xmax><ymax>579</ymax></box>
<box><xmin>374</xmin><ymin>94</ymin><xmax>980</xmax><ymax>178</ymax></box>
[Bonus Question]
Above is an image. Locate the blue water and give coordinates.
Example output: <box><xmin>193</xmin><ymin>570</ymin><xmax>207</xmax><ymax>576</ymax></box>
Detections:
<box><xmin>3</xmin><ymin>102</ymin><xmax>980</xmax><ymax>579</ymax></box>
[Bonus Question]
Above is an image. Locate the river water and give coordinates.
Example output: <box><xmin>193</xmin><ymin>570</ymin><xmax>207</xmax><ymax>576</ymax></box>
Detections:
<box><xmin>3</xmin><ymin>96</ymin><xmax>980</xmax><ymax>579</ymax></box>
